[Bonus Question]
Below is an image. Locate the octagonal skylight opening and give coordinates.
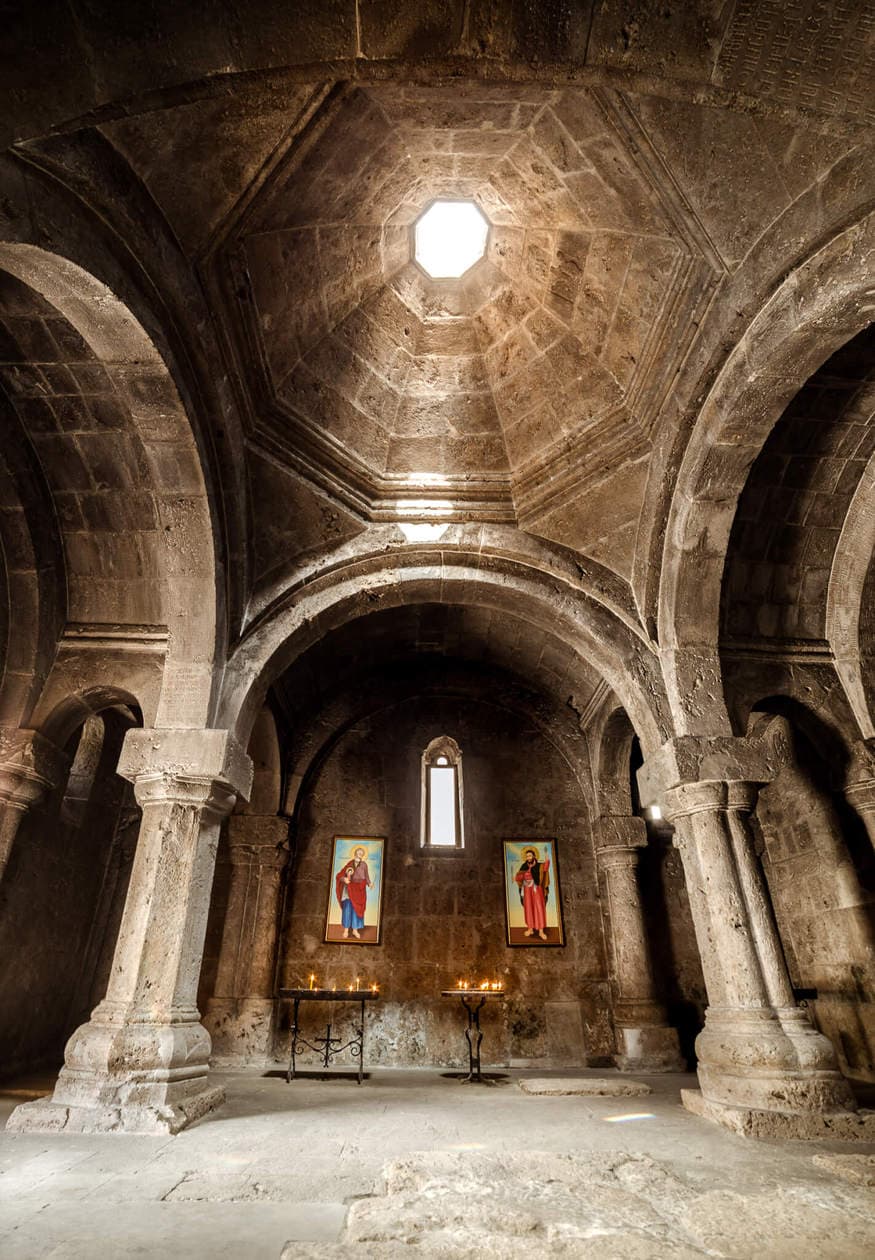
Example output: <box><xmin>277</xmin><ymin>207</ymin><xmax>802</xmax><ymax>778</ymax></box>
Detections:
<box><xmin>414</xmin><ymin>200</ymin><xmax>489</xmax><ymax>280</ymax></box>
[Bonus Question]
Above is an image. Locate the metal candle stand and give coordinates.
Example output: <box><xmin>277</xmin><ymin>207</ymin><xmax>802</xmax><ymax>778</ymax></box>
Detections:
<box><xmin>441</xmin><ymin>990</ymin><xmax>508</xmax><ymax>1082</ymax></box>
<box><xmin>278</xmin><ymin>989</ymin><xmax>379</xmax><ymax>1085</ymax></box>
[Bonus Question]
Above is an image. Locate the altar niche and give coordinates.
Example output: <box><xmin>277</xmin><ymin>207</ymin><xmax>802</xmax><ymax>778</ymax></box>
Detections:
<box><xmin>277</xmin><ymin>694</ymin><xmax>611</xmax><ymax>1070</ymax></box>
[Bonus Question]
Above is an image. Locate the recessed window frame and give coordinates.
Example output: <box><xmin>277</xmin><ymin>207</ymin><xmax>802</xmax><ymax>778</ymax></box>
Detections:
<box><xmin>412</xmin><ymin>197</ymin><xmax>490</xmax><ymax>282</ymax></box>
<box><xmin>421</xmin><ymin>735</ymin><xmax>465</xmax><ymax>851</ymax></box>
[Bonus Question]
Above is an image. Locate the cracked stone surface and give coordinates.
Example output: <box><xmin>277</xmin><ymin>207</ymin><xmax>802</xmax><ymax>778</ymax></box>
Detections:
<box><xmin>5</xmin><ymin>1067</ymin><xmax>870</xmax><ymax>1259</ymax></box>
<box><xmin>282</xmin><ymin>1147</ymin><xmax>875</xmax><ymax>1259</ymax></box>
<box><xmin>519</xmin><ymin>1077</ymin><xmax>652</xmax><ymax>1096</ymax></box>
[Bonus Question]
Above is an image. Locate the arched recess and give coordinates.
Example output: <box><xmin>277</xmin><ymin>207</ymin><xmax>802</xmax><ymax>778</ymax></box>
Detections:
<box><xmin>0</xmin><ymin>243</ymin><xmax>219</xmax><ymax>730</ymax></box>
<box><xmin>747</xmin><ymin>704</ymin><xmax>875</xmax><ymax>1084</ymax></box>
<box><xmin>219</xmin><ymin>545</ymin><xmax>668</xmax><ymax>756</ymax></box>
<box><xmin>592</xmin><ymin>704</ymin><xmax>639</xmax><ymax>816</ymax></box>
<box><xmin>658</xmin><ymin>211</ymin><xmax>875</xmax><ymax>736</ymax></box>
<box><xmin>0</xmin><ymin>700</ymin><xmax>140</xmax><ymax>1078</ymax></box>
<box><xmin>719</xmin><ymin>326</ymin><xmax>875</xmax><ymax>740</ymax></box>
<box><xmin>207</xmin><ymin>593</ymin><xmax>621</xmax><ymax>1066</ymax></box>
<box><xmin>275</xmin><ymin>684</ymin><xmax>606</xmax><ymax>1066</ymax></box>
<box><xmin>591</xmin><ymin>701</ymin><xmax>707</xmax><ymax>1066</ymax></box>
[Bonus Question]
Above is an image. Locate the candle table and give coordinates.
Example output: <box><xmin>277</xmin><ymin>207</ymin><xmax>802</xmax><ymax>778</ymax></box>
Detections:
<box><xmin>277</xmin><ymin>989</ymin><xmax>379</xmax><ymax>1084</ymax></box>
<box><xmin>441</xmin><ymin>989</ymin><xmax>508</xmax><ymax>1082</ymax></box>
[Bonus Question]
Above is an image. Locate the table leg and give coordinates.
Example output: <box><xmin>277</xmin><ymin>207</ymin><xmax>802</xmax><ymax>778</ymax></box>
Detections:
<box><xmin>323</xmin><ymin>1022</ymin><xmax>333</xmax><ymax>1069</ymax></box>
<box><xmin>358</xmin><ymin>998</ymin><xmax>365</xmax><ymax>1085</ymax></box>
<box><xmin>461</xmin><ymin>996</ymin><xmax>485</xmax><ymax>1082</ymax></box>
<box><xmin>287</xmin><ymin>997</ymin><xmax>301</xmax><ymax>1083</ymax></box>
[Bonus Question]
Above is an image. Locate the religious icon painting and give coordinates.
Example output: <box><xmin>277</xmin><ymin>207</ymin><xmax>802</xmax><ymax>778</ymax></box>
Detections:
<box><xmin>324</xmin><ymin>836</ymin><xmax>386</xmax><ymax>945</ymax></box>
<box><xmin>502</xmin><ymin>840</ymin><xmax>565</xmax><ymax>947</ymax></box>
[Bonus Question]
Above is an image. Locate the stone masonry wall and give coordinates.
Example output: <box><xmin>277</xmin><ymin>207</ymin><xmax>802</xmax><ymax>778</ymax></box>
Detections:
<box><xmin>276</xmin><ymin>695</ymin><xmax>614</xmax><ymax>1069</ymax></box>
<box><xmin>756</xmin><ymin>760</ymin><xmax>875</xmax><ymax>1084</ymax></box>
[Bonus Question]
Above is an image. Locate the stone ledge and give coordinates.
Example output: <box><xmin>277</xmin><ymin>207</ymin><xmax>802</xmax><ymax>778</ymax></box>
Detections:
<box><xmin>5</xmin><ymin>1085</ymin><xmax>225</xmax><ymax>1135</ymax></box>
<box><xmin>519</xmin><ymin>1077</ymin><xmax>652</xmax><ymax>1097</ymax></box>
<box><xmin>813</xmin><ymin>1154</ymin><xmax>875</xmax><ymax>1186</ymax></box>
<box><xmin>682</xmin><ymin>1088</ymin><xmax>875</xmax><ymax>1140</ymax></box>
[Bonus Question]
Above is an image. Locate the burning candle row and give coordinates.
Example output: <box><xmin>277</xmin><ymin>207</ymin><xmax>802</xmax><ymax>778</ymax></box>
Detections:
<box><xmin>455</xmin><ymin>979</ymin><xmax>504</xmax><ymax>991</ymax></box>
<box><xmin>307</xmin><ymin>973</ymin><xmax>378</xmax><ymax>994</ymax></box>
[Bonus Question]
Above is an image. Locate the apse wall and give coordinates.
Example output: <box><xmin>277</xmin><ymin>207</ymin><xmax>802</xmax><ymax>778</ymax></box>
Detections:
<box><xmin>276</xmin><ymin>695</ymin><xmax>612</xmax><ymax>1068</ymax></box>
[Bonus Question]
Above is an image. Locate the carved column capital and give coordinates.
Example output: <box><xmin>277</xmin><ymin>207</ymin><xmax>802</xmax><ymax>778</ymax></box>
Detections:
<box><xmin>0</xmin><ymin>729</ymin><xmax>69</xmax><ymax>811</ymax></box>
<box><xmin>131</xmin><ymin>773</ymin><xmax>238</xmax><ymax>822</ymax></box>
<box><xmin>118</xmin><ymin>727</ymin><xmax>253</xmax><ymax>819</ymax></box>
<box><xmin>593</xmin><ymin>814</ymin><xmax>647</xmax><ymax>856</ymax></box>
<box><xmin>844</xmin><ymin>739</ymin><xmax>875</xmax><ymax>810</ymax></box>
<box><xmin>663</xmin><ymin>778</ymin><xmax>760</xmax><ymax>824</ymax></box>
<box><xmin>638</xmin><ymin>734</ymin><xmax>775</xmax><ymax>819</ymax></box>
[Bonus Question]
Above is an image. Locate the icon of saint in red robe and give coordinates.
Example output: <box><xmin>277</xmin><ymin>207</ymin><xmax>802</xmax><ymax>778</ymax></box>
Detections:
<box><xmin>515</xmin><ymin>847</ymin><xmax>550</xmax><ymax>940</ymax></box>
<box><xmin>336</xmin><ymin>846</ymin><xmax>373</xmax><ymax>940</ymax></box>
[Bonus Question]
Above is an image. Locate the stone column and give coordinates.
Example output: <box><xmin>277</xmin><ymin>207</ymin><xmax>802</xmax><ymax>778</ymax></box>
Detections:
<box><xmin>203</xmin><ymin>814</ymin><xmax>289</xmax><ymax>1062</ymax></box>
<box><xmin>594</xmin><ymin>815</ymin><xmax>684</xmax><ymax>1072</ymax></box>
<box><xmin>844</xmin><ymin>739</ymin><xmax>875</xmax><ymax>852</ymax></box>
<box><xmin>8</xmin><ymin>728</ymin><xmax>252</xmax><ymax>1136</ymax></box>
<box><xmin>639</xmin><ymin>736</ymin><xmax>857</xmax><ymax>1137</ymax></box>
<box><xmin>0</xmin><ymin>729</ymin><xmax>68</xmax><ymax>886</ymax></box>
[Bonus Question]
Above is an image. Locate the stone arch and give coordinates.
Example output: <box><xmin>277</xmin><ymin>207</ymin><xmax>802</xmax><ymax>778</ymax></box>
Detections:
<box><xmin>592</xmin><ymin>704</ymin><xmax>639</xmax><ymax>816</ymax></box>
<box><xmin>239</xmin><ymin>704</ymin><xmax>283</xmax><ymax>817</ymax></box>
<box><xmin>34</xmin><ymin>686</ymin><xmax>143</xmax><ymax>751</ymax></box>
<box><xmin>220</xmin><ymin>545</ymin><xmax>668</xmax><ymax>755</ymax></box>
<box><xmin>658</xmin><ymin>211</ymin><xmax>875</xmax><ymax>736</ymax></box>
<box><xmin>827</xmin><ymin>447</ymin><xmax>875</xmax><ymax>739</ymax></box>
<box><xmin>0</xmin><ymin>399</ymin><xmax>64</xmax><ymax>726</ymax></box>
<box><xmin>0</xmin><ymin>243</ymin><xmax>219</xmax><ymax>730</ymax></box>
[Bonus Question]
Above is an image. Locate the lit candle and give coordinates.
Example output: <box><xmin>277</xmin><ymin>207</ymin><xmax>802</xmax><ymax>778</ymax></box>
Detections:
<box><xmin>332</xmin><ymin>984</ymin><xmax>336</xmax><ymax>992</ymax></box>
<box><xmin>348</xmin><ymin>984</ymin><xmax>353</xmax><ymax>992</ymax></box>
<box><xmin>356</xmin><ymin>976</ymin><xmax>360</xmax><ymax>991</ymax></box>
<box><xmin>309</xmin><ymin>973</ymin><xmax>316</xmax><ymax>991</ymax></box>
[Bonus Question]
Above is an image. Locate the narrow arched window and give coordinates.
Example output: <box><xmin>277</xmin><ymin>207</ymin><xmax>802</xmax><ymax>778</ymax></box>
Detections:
<box><xmin>421</xmin><ymin>736</ymin><xmax>464</xmax><ymax>849</ymax></box>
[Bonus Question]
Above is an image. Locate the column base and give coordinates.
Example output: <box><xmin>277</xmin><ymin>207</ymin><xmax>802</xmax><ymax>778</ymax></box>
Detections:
<box><xmin>203</xmin><ymin>997</ymin><xmax>276</xmax><ymax>1064</ymax></box>
<box><xmin>682</xmin><ymin>1088</ymin><xmax>875</xmax><ymax>1141</ymax></box>
<box><xmin>6</xmin><ymin>1083</ymin><xmax>224</xmax><ymax>1135</ymax></box>
<box><xmin>694</xmin><ymin>1005</ymin><xmax>857</xmax><ymax>1115</ymax></box>
<box><xmin>615</xmin><ymin>1024</ymin><xmax>685</xmax><ymax>1073</ymax></box>
<box><xmin>6</xmin><ymin>1009</ymin><xmax>223</xmax><ymax>1136</ymax></box>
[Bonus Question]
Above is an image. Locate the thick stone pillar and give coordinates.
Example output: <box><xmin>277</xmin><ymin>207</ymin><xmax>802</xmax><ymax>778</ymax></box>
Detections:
<box><xmin>639</xmin><ymin>736</ymin><xmax>859</xmax><ymax>1138</ymax></box>
<box><xmin>0</xmin><ymin>729</ymin><xmax>68</xmax><ymax>885</ymax></box>
<box><xmin>8</xmin><ymin>728</ymin><xmax>252</xmax><ymax>1136</ymax></box>
<box><xmin>203</xmin><ymin>814</ymin><xmax>289</xmax><ymax>1062</ymax></box>
<box><xmin>595</xmin><ymin>815</ymin><xmax>684</xmax><ymax>1072</ymax></box>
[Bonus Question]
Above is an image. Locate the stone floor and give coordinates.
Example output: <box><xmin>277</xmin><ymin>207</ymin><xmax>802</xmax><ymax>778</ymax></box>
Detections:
<box><xmin>1</xmin><ymin>1067</ymin><xmax>874</xmax><ymax>1258</ymax></box>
